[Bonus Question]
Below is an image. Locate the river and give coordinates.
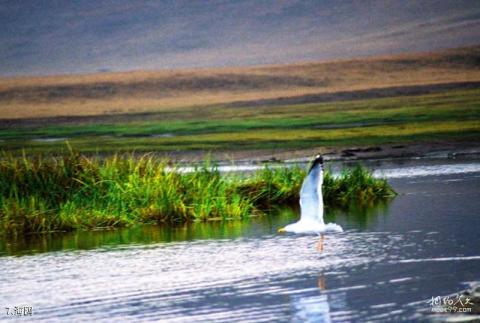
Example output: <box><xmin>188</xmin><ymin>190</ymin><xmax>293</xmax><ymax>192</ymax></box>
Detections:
<box><xmin>1</xmin><ymin>157</ymin><xmax>479</xmax><ymax>322</ymax></box>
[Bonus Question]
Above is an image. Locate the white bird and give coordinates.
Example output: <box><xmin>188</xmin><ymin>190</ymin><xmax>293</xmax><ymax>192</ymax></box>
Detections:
<box><xmin>278</xmin><ymin>155</ymin><xmax>343</xmax><ymax>234</ymax></box>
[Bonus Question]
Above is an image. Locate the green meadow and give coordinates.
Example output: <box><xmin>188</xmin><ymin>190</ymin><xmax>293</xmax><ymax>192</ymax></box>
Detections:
<box><xmin>1</xmin><ymin>88</ymin><xmax>479</xmax><ymax>154</ymax></box>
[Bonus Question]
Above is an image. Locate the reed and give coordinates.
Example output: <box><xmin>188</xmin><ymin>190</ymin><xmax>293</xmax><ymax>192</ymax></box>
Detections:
<box><xmin>0</xmin><ymin>152</ymin><xmax>395</xmax><ymax>235</ymax></box>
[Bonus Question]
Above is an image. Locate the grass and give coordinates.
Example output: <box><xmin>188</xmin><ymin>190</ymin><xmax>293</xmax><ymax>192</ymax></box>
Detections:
<box><xmin>1</xmin><ymin>88</ymin><xmax>479</xmax><ymax>154</ymax></box>
<box><xmin>0</xmin><ymin>152</ymin><xmax>395</xmax><ymax>236</ymax></box>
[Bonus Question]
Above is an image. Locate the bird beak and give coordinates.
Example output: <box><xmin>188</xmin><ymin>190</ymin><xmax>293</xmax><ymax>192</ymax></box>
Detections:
<box><xmin>277</xmin><ymin>227</ymin><xmax>286</xmax><ymax>233</ymax></box>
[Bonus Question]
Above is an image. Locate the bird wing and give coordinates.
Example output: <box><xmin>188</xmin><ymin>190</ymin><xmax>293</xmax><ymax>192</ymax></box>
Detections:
<box><xmin>300</xmin><ymin>165</ymin><xmax>324</xmax><ymax>224</ymax></box>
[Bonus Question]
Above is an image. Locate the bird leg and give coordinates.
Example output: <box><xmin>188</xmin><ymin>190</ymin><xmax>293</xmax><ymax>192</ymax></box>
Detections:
<box><xmin>316</xmin><ymin>234</ymin><xmax>324</xmax><ymax>252</ymax></box>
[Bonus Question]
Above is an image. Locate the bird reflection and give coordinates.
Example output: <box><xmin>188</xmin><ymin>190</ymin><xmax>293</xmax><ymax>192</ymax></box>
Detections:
<box><xmin>318</xmin><ymin>274</ymin><xmax>326</xmax><ymax>291</ymax></box>
<box><xmin>290</xmin><ymin>272</ymin><xmax>332</xmax><ymax>322</ymax></box>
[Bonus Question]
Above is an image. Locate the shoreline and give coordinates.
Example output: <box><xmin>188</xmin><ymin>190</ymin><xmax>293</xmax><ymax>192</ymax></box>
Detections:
<box><xmin>147</xmin><ymin>140</ymin><xmax>480</xmax><ymax>165</ymax></box>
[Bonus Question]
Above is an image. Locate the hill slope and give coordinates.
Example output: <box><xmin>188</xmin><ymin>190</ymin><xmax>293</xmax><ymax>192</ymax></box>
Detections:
<box><xmin>0</xmin><ymin>45</ymin><xmax>479</xmax><ymax>120</ymax></box>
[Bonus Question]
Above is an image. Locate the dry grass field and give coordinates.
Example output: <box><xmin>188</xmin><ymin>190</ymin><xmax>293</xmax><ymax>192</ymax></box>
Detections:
<box><xmin>0</xmin><ymin>45</ymin><xmax>479</xmax><ymax>120</ymax></box>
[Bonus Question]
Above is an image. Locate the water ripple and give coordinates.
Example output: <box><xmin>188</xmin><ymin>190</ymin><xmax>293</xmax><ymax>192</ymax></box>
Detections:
<box><xmin>1</xmin><ymin>230</ymin><xmax>464</xmax><ymax>322</ymax></box>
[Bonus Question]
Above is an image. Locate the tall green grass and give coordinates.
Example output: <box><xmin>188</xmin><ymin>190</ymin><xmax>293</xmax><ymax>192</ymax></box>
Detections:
<box><xmin>0</xmin><ymin>152</ymin><xmax>395</xmax><ymax>236</ymax></box>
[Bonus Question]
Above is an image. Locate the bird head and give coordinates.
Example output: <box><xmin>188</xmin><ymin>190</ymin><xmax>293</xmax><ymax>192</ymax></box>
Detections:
<box><xmin>314</xmin><ymin>154</ymin><xmax>323</xmax><ymax>164</ymax></box>
<box><xmin>308</xmin><ymin>154</ymin><xmax>324</xmax><ymax>173</ymax></box>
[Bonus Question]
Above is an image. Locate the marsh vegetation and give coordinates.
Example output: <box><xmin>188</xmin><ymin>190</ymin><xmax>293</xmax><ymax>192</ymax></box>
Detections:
<box><xmin>0</xmin><ymin>152</ymin><xmax>395</xmax><ymax>236</ymax></box>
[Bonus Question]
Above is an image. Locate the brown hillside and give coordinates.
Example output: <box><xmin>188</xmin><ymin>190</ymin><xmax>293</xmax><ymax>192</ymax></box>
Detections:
<box><xmin>0</xmin><ymin>45</ymin><xmax>479</xmax><ymax>119</ymax></box>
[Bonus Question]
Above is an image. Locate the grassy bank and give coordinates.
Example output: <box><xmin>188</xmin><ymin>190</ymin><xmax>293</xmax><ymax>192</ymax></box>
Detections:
<box><xmin>0</xmin><ymin>152</ymin><xmax>395</xmax><ymax>236</ymax></box>
<box><xmin>1</xmin><ymin>88</ymin><xmax>479</xmax><ymax>154</ymax></box>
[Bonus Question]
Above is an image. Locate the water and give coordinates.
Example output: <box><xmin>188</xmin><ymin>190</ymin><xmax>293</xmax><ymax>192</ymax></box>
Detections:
<box><xmin>1</xmin><ymin>157</ymin><xmax>479</xmax><ymax>322</ymax></box>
